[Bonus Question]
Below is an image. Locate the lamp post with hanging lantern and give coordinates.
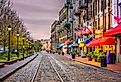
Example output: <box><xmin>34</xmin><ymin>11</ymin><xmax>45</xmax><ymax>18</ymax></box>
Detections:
<box><xmin>22</xmin><ymin>37</ymin><xmax>25</xmax><ymax>59</ymax></box>
<box><xmin>16</xmin><ymin>32</ymin><xmax>19</xmax><ymax>57</ymax></box>
<box><xmin>7</xmin><ymin>25</ymin><xmax>12</xmax><ymax>61</ymax></box>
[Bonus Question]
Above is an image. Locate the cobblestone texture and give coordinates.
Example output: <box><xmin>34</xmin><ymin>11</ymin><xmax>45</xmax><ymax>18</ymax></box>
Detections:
<box><xmin>3</xmin><ymin>51</ymin><xmax>121</xmax><ymax>82</ymax></box>
<box><xmin>34</xmin><ymin>55</ymin><xmax>61</xmax><ymax>82</ymax></box>
<box><xmin>3</xmin><ymin>53</ymin><xmax>42</xmax><ymax>82</ymax></box>
<box><xmin>49</xmin><ymin>52</ymin><xmax>121</xmax><ymax>82</ymax></box>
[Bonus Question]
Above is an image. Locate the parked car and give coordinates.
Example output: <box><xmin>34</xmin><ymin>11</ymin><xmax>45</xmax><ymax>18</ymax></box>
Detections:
<box><xmin>0</xmin><ymin>48</ymin><xmax>4</xmax><ymax>54</ymax></box>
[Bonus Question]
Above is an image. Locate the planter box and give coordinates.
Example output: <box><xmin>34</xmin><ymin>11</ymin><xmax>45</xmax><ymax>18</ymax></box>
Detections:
<box><xmin>88</xmin><ymin>58</ymin><xmax>92</xmax><ymax>61</ymax></box>
<box><xmin>17</xmin><ymin>58</ymin><xmax>24</xmax><ymax>61</ymax></box>
<box><xmin>1</xmin><ymin>60</ymin><xmax>17</xmax><ymax>65</ymax></box>
<box><xmin>100</xmin><ymin>57</ymin><xmax>107</xmax><ymax>67</ymax></box>
<box><xmin>77</xmin><ymin>54</ymin><xmax>80</xmax><ymax>57</ymax></box>
<box><xmin>81</xmin><ymin>56</ymin><xmax>86</xmax><ymax>58</ymax></box>
<box><xmin>72</xmin><ymin>54</ymin><xmax>75</xmax><ymax>59</ymax></box>
<box><xmin>8</xmin><ymin>60</ymin><xmax>17</xmax><ymax>65</ymax></box>
<box><xmin>94</xmin><ymin>59</ymin><xmax>97</xmax><ymax>62</ymax></box>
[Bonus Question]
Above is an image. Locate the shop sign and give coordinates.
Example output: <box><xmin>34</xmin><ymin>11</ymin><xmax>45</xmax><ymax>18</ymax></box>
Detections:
<box><xmin>95</xmin><ymin>30</ymin><xmax>103</xmax><ymax>38</ymax></box>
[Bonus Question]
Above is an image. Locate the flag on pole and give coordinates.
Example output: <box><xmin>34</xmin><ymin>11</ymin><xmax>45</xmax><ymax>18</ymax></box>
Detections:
<box><xmin>114</xmin><ymin>16</ymin><xmax>121</xmax><ymax>22</ymax></box>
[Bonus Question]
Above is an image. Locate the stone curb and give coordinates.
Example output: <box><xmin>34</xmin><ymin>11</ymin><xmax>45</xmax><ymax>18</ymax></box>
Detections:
<box><xmin>0</xmin><ymin>54</ymin><xmax>38</xmax><ymax>82</ymax></box>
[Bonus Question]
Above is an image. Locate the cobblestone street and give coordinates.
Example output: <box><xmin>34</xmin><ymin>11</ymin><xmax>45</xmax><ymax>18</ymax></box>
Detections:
<box><xmin>3</xmin><ymin>53</ymin><xmax>42</xmax><ymax>82</ymax></box>
<box><xmin>1</xmin><ymin>0</ymin><xmax>121</xmax><ymax>82</ymax></box>
<box><xmin>2</xmin><ymin>51</ymin><xmax>121</xmax><ymax>82</ymax></box>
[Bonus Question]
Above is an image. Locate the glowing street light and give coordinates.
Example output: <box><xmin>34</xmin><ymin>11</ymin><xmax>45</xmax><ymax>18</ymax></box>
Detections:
<box><xmin>16</xmin><ymin>32</ymin><xmax>19</xmax><ymax>57</ymax></box>
<box><xmin>7</xmin><ymin>25</ymin><xmax>12</xmax><ymax>61</ymax></box>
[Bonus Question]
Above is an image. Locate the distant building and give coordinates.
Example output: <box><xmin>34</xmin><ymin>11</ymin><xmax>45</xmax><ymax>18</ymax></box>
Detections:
<box><xmin>50</xmin><ymin>20</ymin><xmax>60</xmax><ymax>52</ymax></box>
<box><xmin>41</xmin><ymin>39</ymin><xmax>50</xmax><ymax>51</ymax></box>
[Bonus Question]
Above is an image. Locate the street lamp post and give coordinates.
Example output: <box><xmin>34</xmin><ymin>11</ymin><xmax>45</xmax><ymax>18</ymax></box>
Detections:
<box><xmin>26</xmin><ymin>39</ymin><xmax>29</xmax><ymax>55</ymax></box>
<box><xmin>7</xmin><ymin>25</ymin><xmax>12</xmax><ymax>61</ymax></box>
<box><xmin>16</xmin><ymin>33</ymin><xmax>19</xmax><ymax>57</ymax></box>
<box><xmin>22</xmin><ymin>37</ymin><xmax>25</xmax><ymax>59</ymax></box>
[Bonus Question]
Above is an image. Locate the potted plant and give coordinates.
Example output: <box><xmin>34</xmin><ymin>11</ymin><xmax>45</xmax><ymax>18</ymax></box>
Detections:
<box><xmin>71</xmin><ymin>50</ymin><xmax>76</xmax><ymax>59</ymax></box>
<box><xmin>94</xmin><ymin>54</ymin><xmax>98</xmax><ymax>62</ymax></box>
<box><xmin>93</xmin><ymin>51</ymin><xmax>99</xmax><ymax>62</ymax></box>
<box><xmin>76</xmin><ymin>51</ymin><xmax>80</xmax><ymax>57</ymax></box>
<box><xmin>100</xmin><ymin>52</ymin><xmax>107</xmax><ymax>67</ymax></box>
<box><xmin>87</xmin><ymin>52</ymin><xmax>92</xmax><ymax>61</ymax></box>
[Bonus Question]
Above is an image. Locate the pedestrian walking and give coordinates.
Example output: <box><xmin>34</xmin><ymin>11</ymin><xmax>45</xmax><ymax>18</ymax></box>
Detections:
<box><xmin>62</xmin><ymin>52</ymin><xmax>64</xmax><ymax>55</ymax></box>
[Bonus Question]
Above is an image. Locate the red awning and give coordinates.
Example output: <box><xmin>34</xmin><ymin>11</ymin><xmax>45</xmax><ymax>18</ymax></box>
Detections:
<box><xmin>104</xmin><ymin>24</ymin><xmax>121</xmax><ymax>36</ymax></box>
<box><xmin>87</xmin><ymin>37</ymin><xmax>115</xmax><ymax>47</ymax></box>
<box><xmin>86</xmin><ymin>38</ymin><xmax>99</xmax><ymax>47</ymax></box>
<box><xmin>98</xmin><ymin>37</ymin><xmax>115</xmax><ymax>45</ymax></box>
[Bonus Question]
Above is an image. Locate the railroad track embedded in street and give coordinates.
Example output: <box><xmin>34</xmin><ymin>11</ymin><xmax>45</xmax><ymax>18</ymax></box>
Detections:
<box><xmin>30</xmin><ymin>55</ymin><xmax>65</xmax><ymax>82</ymax></box>
<box><xmin>30</xmin><ymin>56</ymin><xmax>43</xmax><ymax>82</ymax></box>
<box><xmin>49</xmin><ymin>59</ymin><xmax>64</xmax><ymax>82</ymax></box>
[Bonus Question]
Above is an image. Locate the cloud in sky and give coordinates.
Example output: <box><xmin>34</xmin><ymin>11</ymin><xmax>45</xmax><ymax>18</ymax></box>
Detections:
<box><xmin>11</xmin><ymin>0</ymin><xmax>65</xmax><ymax>40</ymax></box>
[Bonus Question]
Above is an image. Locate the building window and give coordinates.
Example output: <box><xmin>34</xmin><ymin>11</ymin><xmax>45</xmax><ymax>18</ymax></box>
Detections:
<box><xmin>98</xmin><ymin>0</ymin><xmax>100</xmax><ymax>12</ymax></box>
<box><xmin>98</xmin><ymin>17</ymin><xmax>100</xmax><ymax>30</ymax></box>
<box><xmin>108</xmin><ymin>0</ymin><xmax>110</xmax><ymax>7</ymax></box>
<box><xmin>104</xmin><ymin>13</ymin><xmax>106</xmax><ymax>32</ymax></box>
<box><xmin>108</xmin><ymin>0</ymin><xmax>112</xmax><ymax>29</ymax></box>
<box><xmin>101</xmin><ymin>0</ymin><xmax>103</xmax><ymax>11</ymax></box>
<box><xmin>93</xmin><ymin>0</ymin><xmax>97</xmax><ymax>16</ymax></box>
<box><xmin>88</xmin><ymin>4</ymin><xmax>92</xmax><ymax>19</ymax></box>
<box><xmin>72</xmin><ymin>0</ymin><xmax>75</xmax><ymax>4</ymax></box>
<box><xmin>95</xmin><ymin>21</ymin><xmax>97</xmax><ymax>29</ymax></box>
<box><xmin>101</xmin><ymin>0</ymin><xmax>106</xmax><ymax>11</ymax></box>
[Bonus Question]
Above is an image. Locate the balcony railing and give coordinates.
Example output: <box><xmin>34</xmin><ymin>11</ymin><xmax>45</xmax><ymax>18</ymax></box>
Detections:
<box><xmin>74</xmin><ymin>7</ymin><xmax>82</xmax><ymax>16</ymax></box>
<box><xmin>79</xmin><ymin>0</ymin><xmax>88</xmax><ymax>9</ymax></box>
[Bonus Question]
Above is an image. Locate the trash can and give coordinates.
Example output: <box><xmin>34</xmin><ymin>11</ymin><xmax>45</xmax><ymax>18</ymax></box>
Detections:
<box><xmin>100</xmin><ymin>57</ymin><xmax>107</xmax><ymax>67</ymax></box>
<box><xmin>106</xmin><ymin>53</ymin><xmax>116</xmax><ymax>64</ymax></box>
<box><xmin>72</xmin><ymin>54</ymin><xmax>75</xmax><ymax>59</ymax></box>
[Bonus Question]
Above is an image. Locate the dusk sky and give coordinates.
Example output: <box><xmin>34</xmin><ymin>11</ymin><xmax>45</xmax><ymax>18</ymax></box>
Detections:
<box><xmin>11</xmin><ymin>0</ymin><xmax>65</xmax><ymax>40</ymax></box>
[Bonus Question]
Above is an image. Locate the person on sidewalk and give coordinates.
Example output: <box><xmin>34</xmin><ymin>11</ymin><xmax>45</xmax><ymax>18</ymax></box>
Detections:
<box><xmin>81</xmin><ymin>50</ymin><xmax>86</xmax><ymax>58</ymax></box>
<box><xmin>62</xmin><ymin>52</ymin><xmax>64</xmax><ymax>55</ymax></box>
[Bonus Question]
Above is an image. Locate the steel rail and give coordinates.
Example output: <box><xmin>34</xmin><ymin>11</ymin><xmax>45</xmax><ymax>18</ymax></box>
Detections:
<box><xmin>31</xmin><ymin>54</ymin><xmax>64</xmax><ymax>82</ymax></box>
<box><xmin>30</xmin><ymin>56</ymin><xmax>43</xmax><ymax>82</ymax></box>
<box><xmin>49</xmin><ymin>59</ymin><xmax>64</xmax><ymax>82</ymax></box>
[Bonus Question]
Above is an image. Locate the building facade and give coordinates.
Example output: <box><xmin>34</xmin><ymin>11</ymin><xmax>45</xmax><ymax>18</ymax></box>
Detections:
<box><xmin>50</xmin><ymin>0</ymin><xmax>121</xmax><ymax>62</ymax></box>
<box><xmin>41</xmin><ymin>39</ymin><xmax>51</xmax><ymax>51</ymax></box>
<box><xmin>51</xmin><ymin>20</ymin><xmax>60</xmax><ymax>52</ymax></box>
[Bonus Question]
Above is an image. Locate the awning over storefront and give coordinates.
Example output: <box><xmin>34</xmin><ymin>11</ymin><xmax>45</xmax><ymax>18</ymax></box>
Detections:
<box><xmin>79</xmin><ymin>42</ymin><xmax>85</xmax><ymax>47</ymax></box>
<box><xmin>87</xmin><ymin>37</ymin><xmax>115</xmax><ymax>47</ymax></box>
<box><xmin>86</xmin><ymin>38</ymin><xmax>99</xmax><ymax>47</ymax></box>
<box><xmin>98</xmin><ymin>37</ymin><xmax>115</xmax><ymax>45</ymax></box>
<box><xmin>83</xmin><ymin>37</ymin><xmax>93</xmax><ymax>44</ymax></box>
<box><xmin>71</xmin><ymin>42</ymin><xmax>78</xmax><ymax>47</ymax></box>
<box><xmin>104</xmin><ymin>24</ymin><xmax>121</xmax><ymax>36</ymax></box>
<box><xmin>57</xmin><ymin>43</ymin><xmax>63</xmax><ymax>49</ymax></box>
<box><xmin>68</xmin><ymin>44</ymin><xmax>72</xmax><ymax>48</ymax></box>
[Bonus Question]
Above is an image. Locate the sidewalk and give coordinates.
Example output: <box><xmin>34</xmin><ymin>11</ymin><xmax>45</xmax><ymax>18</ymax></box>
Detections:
<box><xmin>0</xmin><ymin>53</ymin><xmax>38</xmax><ymax>81</ymax></box>
<box><xmin>65</xmin><ymin>54</ymin><xmax>121</xmax><ymax>73</ymax></box>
